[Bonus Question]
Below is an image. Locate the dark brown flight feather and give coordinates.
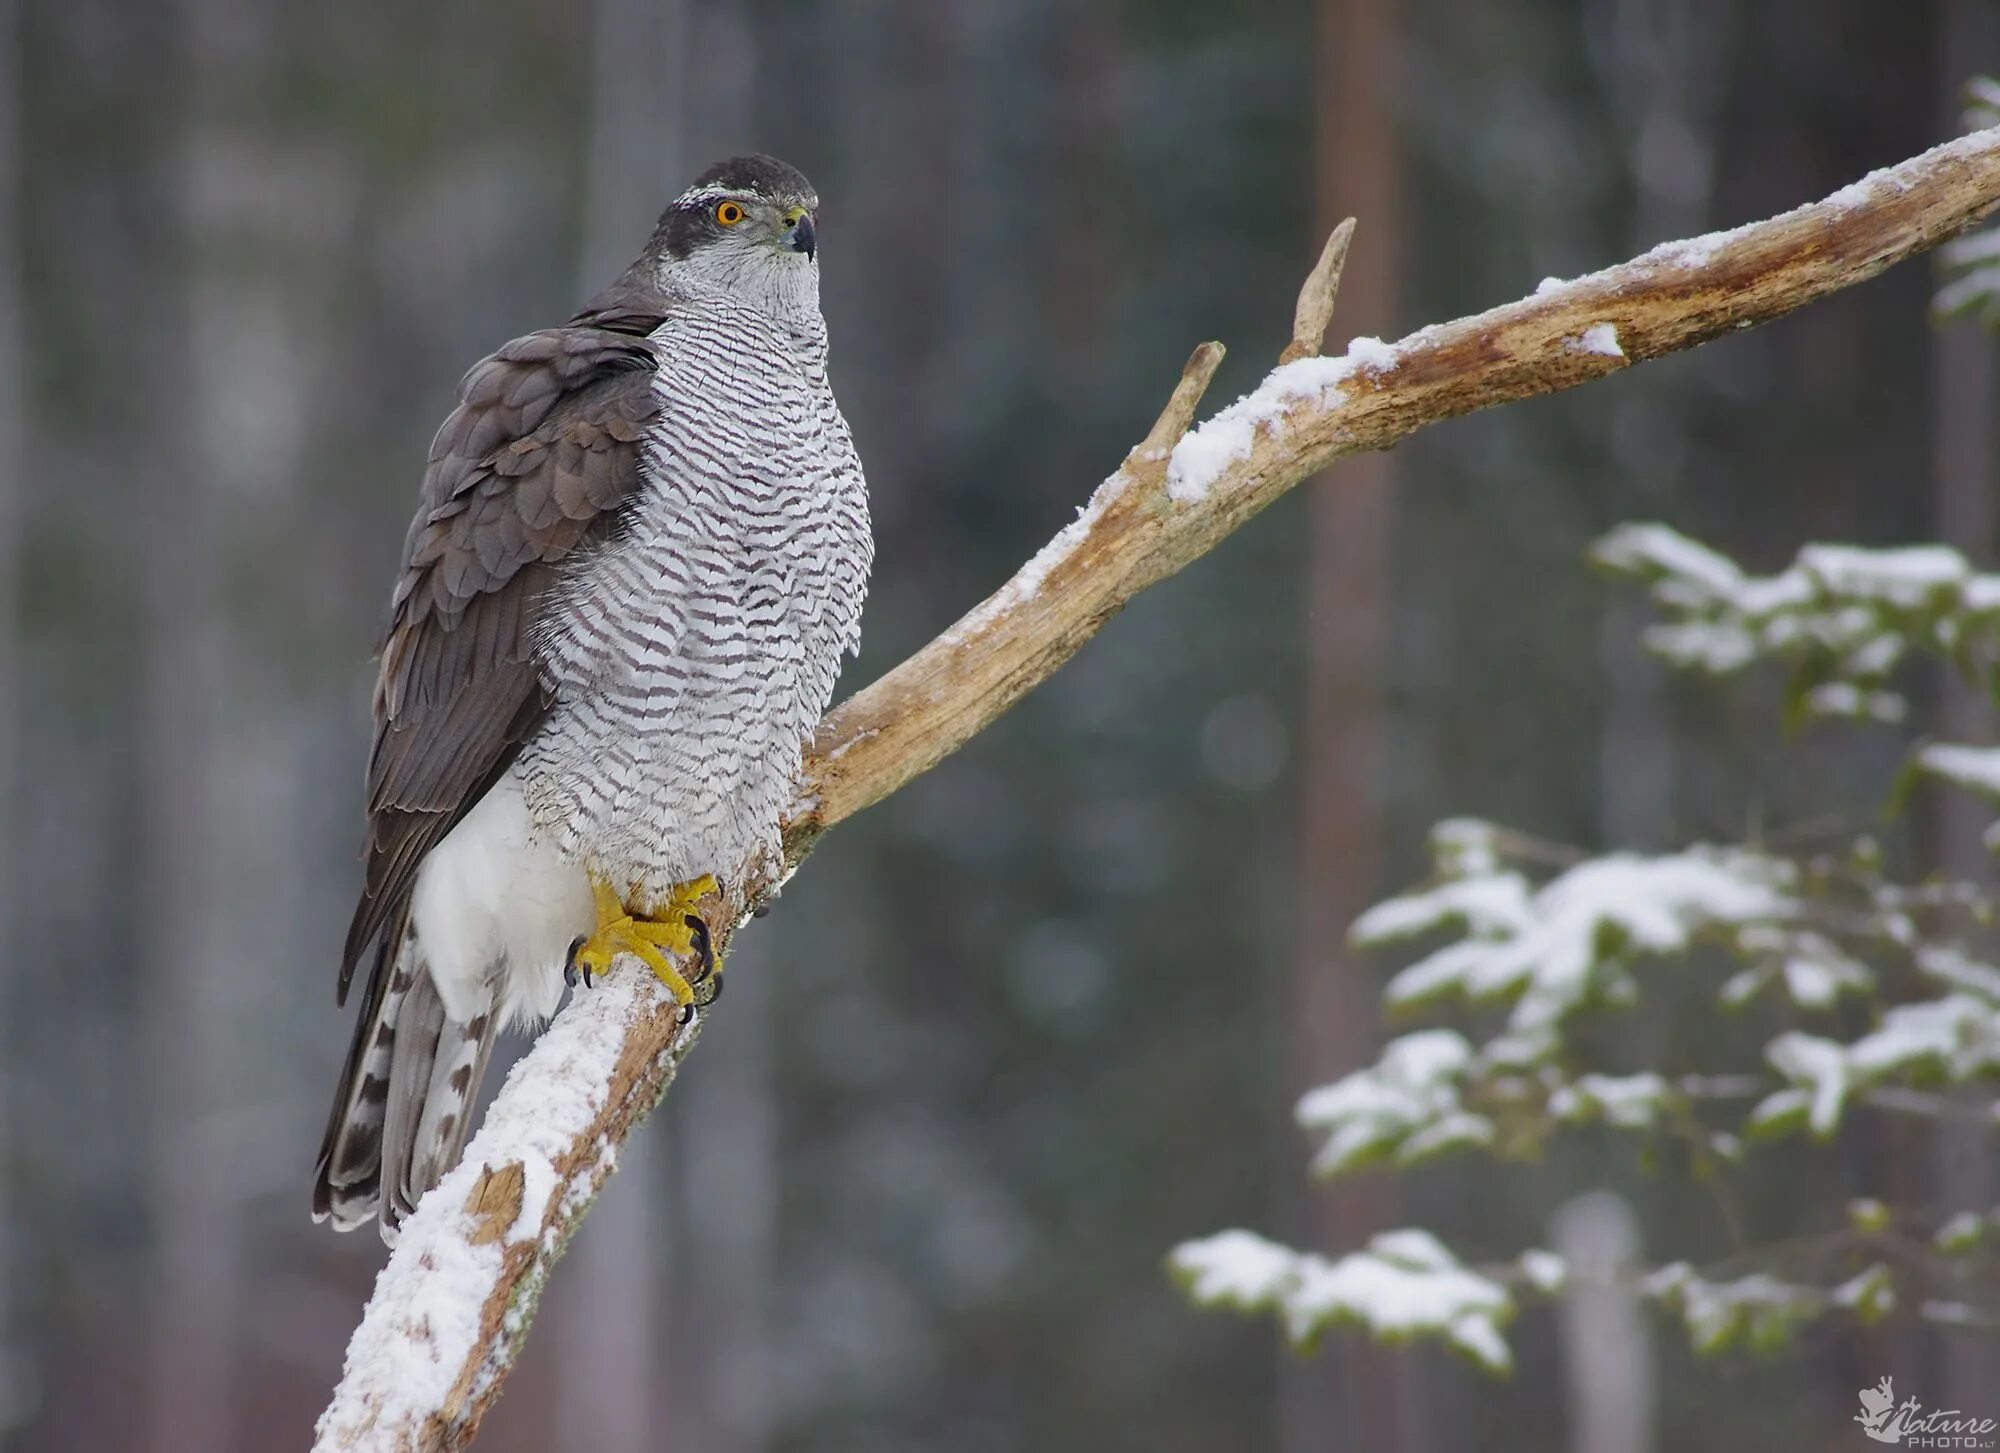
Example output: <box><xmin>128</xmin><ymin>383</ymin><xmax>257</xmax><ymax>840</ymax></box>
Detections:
<box><xmin>338</xmin><ymin>294</ymin><xmax>671</xmax><ymax>1002</ymax></box>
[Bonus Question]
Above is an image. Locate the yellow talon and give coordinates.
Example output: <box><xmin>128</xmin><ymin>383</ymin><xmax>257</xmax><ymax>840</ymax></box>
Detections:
<box><xmin>649</xmin><ymin>873</ymin><xmax>718</xmax><ymax>922</ymax></box>
<box><xmin>659</xmin><ymin>874</ymin><xmax>725</xmax><ymax>996</ymax></box>
<box><xmin>567</xmin><ymin>872</ymin><xmax>721</xmax><ymax>1007</ymax></box>
<box><xmin>570</xmin><ymin>918</ymin><xmax>694</xmax><ymax>1005</ymax></box>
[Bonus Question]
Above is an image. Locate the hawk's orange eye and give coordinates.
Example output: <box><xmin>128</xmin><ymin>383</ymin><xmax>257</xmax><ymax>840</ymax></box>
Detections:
<box><xmin>714</xmin><ymin>201</ymin><xmax>745</xmax><ymax>226</ymax></box>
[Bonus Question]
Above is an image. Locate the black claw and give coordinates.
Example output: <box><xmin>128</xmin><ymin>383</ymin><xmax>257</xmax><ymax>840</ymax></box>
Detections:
<box><xmin>675</xmin><ymin>1000</ymin><xmax>697</xmax><ymax>1027</ymax></box>
<box><xmin>685</xmin><ymin>914</ymin><xmax>715</xmax><ymax>984</ymax></box>
<box><xmin>564</xmin><ymin>935</ymin><xmax>586</xmax><ymax>988</ymax></box>
<box><xmin>684</xmin><ymin>914</ymin><xmax>726</xmax><ymax>1009</ymax></box>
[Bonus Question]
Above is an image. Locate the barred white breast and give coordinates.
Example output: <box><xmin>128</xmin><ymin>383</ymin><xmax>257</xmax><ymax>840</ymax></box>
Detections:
<box><xmin>525</xmin><ymin>290</ymin><xmax>872</xmax><ymax>907</ymax></box>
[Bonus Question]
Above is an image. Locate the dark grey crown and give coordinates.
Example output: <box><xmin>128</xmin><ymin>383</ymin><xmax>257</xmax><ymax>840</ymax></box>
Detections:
<box><xmin>689</xmin><ymin>154</ymin><xmax>817</xmax><ymax>202</ymax></box>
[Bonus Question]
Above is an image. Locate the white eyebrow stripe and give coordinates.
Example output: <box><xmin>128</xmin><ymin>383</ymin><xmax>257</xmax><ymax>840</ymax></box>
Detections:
<box><xmin>670</xmin><ymin>184</ymin><xmax>819</xmax><ymax>210</ymax></box>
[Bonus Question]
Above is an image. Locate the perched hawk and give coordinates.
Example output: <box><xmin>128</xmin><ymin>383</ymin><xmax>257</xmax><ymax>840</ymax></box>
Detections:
<box><xmin>314</xmin><ymin>155</ymin><xmax>872</xmax><ymax>1240</ymax></box>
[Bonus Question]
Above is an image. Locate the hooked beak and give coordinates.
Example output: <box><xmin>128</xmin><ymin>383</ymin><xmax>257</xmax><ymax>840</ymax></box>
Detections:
<box><xmin>785</xmin><ymin>207</ymin><xmax>816</xmax><ymax>260</ymax></box>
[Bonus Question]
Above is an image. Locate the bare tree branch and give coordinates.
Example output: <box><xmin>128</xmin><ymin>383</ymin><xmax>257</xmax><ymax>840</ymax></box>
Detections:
<box><xmin>314</xmin><ymin>126</ymin><xmax>2000</xmax><ymax>1452</ymax></box>
<box><xmin>1281</xmin><ymin>215</ymin><xmax>1357</xmax><ymax>365</ymax></box>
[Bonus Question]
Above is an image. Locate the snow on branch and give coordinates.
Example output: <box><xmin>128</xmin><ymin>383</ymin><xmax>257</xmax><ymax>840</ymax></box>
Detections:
<box><xmin>317</xmin><ymin>971</ymin><xmax>701</xmax><ymax>1451</ymax></box>
<box><xmin>791</xmin><ymin>126</ymin><xmax>2000</xmax><ymax>844</ymax></box>
<box><xmin>316</xmin><ymin>126</ymin><xmax>2000</xmax><ymax>1451</ymax></box>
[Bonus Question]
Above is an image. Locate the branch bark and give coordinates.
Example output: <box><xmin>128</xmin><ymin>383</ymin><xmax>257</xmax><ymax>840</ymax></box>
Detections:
<box><xmin>315</xmin><ymin>126</ymin><xmax>2000</xmax><ymax>1452</ymax></box>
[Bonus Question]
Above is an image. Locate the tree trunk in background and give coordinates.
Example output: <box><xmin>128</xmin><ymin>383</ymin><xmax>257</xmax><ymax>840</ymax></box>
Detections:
<box><xmin>1551</xmin><ymin>1193</ymin><xmax>1653</xmax><ymax>1453</ymax></box>
<box><xmin>554</xmin><ymin>3</ymin><xmax>686</xmax><ymax>1447</ymax></box>
<box><xmin>1578</xmin><ymin>4</ymin><xmax>1732</xmax><ymax>1441</ymax></box>
<box><xmin>141</xmin><ymin>6</ymin><xmax>236</xmax><ymax>1446</ymax></box>
<box><xmin>145</xmin><ymin>1</ymin><xmax>320</xmax><ymax>1446</ymax></box>
<box><xmin>824</xmin><ymin>0</ymin><xmax>964</xmax><ymax>615</ymax></box>
<box><xmin>0</xmin><ymin>0</ymin><xmax>23</xmax><ymax>1435</ymax></box>
<box><xmin>678</xmin><ymin>939</ymin><xmax>781</xmax><ymax>1451</ymax></box>
<box><xmin>1932</xmin><ymin>0</ymin><xmax>1999</xmax><ymax>1412</ymax></box>
<box><xmin>577</xmin><ymin>0</ymin><xmax>689</xmax><ymax>287</ymax></box>
<box><xmin>1591</xmin><ymin>0</ymin><xmax>1730</xmax><ymax>852</ymax></box>
<box><xmin>1288</xmin><ymin>0</ymin><xmax>1403</xmax><ymax>1450</ymax></box>
<box><xmin>1044</xmin><ymin>4</ymin><xmax>1119</xmax><ymax>389</ymax></box>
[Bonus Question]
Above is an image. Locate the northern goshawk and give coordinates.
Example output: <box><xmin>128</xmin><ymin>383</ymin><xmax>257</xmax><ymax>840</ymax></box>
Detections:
<box><xmin>314</xmin><ymin>155</ymin><xmax>872</xmax><ymax>1241</ymax></box>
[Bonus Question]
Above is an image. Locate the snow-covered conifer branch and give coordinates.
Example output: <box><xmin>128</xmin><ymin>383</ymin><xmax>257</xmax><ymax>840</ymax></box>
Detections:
<box><xmin>1180</xmin><ymin>508</ymin><xmax>2000</xmax><ymax>1368</ymax></box>
<box><xmin>317</xmin><ymin>125</ymin><xmax>2000</xmax><ymax>1451</ymax></box>
<box><xmin>1173</xmin><ymin>1207</ymin><xmax>1999</xmax><ymax>1366</ymax></box>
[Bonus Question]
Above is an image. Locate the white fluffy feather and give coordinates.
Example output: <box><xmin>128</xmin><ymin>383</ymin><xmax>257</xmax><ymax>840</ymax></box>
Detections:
<box><xmin>409</xmin><ymin>772</ymin><xmax>594</xmax><ymax>1029</ymax></box>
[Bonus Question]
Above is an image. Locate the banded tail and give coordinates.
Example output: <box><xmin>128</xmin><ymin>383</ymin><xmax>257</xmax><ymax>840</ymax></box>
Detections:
<box><xmin>313</xmin><ymin>904</ymin><xmax>498</xmax><ymax>1242</ymax></box>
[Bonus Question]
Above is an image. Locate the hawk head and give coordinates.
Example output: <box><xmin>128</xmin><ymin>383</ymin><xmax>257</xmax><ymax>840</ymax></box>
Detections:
<box><xmin>644</xmin><ymin>155</ymin><xmax>822</xmax><ymax>314</ymax></box>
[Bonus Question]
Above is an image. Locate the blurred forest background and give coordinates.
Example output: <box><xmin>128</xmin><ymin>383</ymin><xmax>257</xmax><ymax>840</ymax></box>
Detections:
<box><xmin>0</xmin><ymin>0</ymin><xmax>1995</xmax><ymax>1450</ymax></box>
